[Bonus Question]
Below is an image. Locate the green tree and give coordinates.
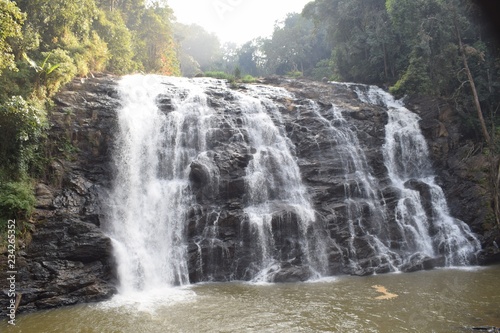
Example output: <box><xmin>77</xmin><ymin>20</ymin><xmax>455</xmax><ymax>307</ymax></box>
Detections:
<box><xmin>237</xmin><ymin>40</ymin><xmax>265</xmax><ymax>77</ymax></box>
<box><xmin>262</xmin><ymin>13</ymin><xmax>330</xmax><ymax>77</ymax></box>
<box><xmin>0</xmin><ymin>0</ymin><xmax>25</xmax><ymax>73</ymax></box>
<box><xmin>304</xmin><ymin>0</ymin><xmax>395</xmax><ymax>84</ymax></box>
<box><xmin>386</xmin><ymin>0</ymin><xmax>458</xmax><ymax>96</ymax></box>
<box><xmin>174</xmin><ymin>23</ymin><xmax>222</xmax><ymax>76</ymax></box>
<box><xmin>93</xmin><ymin>9</ymin><xmax>138</xmax><ymax>73</ymax></box>
<box><xmin>134</xmin><ymin>5</ymin><xmax>180</xmax><ymax>75</ymax></box>
<box><xmin>0</xmin><ymin>96</ymin><xmax>45</xmax><ymax>175</ymax></box>
<box><xmin>16</xmin><ymin>0</ymin><xmax>98</xmax><ymax>51</ymax></box>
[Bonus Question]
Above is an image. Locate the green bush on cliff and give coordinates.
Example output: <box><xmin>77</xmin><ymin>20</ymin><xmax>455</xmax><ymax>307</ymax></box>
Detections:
<box><xmin>203</xmin><ymin>71</ymin><xmax>233</xmax><ymax>80</ymax></box>
<box><xmin>0</xmin><ymin>95</ymin><xmax>44</xmax><ymax>240</ymax></box>
<box><xmin>0</xmin><ymin>96</ymin><xmax>46</xmax><ymax>176</ymax></box>
<box><xmin>241</xmin><ymin>75</ymin><xmax>257</xmax><ymax>83</ymax></box>
<box><xmin>0</xmin><ymin>175</ymin><xmax>35</xmax><ymax>243</ymax></box>
<box><xmin>0</xmin><ymin>178</ymin><xmax>35</xmax><ymax>221</ymax></box>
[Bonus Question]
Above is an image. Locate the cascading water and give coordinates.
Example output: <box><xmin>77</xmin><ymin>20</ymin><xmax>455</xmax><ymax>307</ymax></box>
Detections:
<box><xmin>106</xmin><ymin>75</ymin><xmax>215</xmax><ymax>293</ymax></box>
<box><xmin>107</xmin><ymin>75</ymin><xmax>328</xmax><ymax>288</ymax></box>
<box><xmin>306</xmin><ymin>100</ymin><xmax>398</xmax><ymax>274</ymax></box>
<box><xmin>238</xmin><ymin>86</ymin><xmax>329</xmax><ymax>281</ymax></box>
<box><xmin>105</xmin><ymin>75</ymin><xmax>481</xmax><ymax>295</ymax></box>
<box><xmin>352</xmin><ymin>84</ymin><xmax>481</xmax><ymax>266</ymax></box>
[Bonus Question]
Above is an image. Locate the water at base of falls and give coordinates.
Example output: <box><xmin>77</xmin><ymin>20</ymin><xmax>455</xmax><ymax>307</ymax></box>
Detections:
<box><xmin>7</xmin><ymin>266</ymin><xmax>500</xmax><ymax>332</ymax></box>
<box><xmin>105</xmin><ymin>74</ymin><xmax>481</xmax><ymax>297</ymax></box>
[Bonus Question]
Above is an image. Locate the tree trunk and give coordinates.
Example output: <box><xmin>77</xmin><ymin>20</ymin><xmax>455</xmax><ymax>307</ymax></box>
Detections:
<box><xmin>454</xmin><ymin>10</ymin><xmax>498</xmax><ymax>226</ymax></box>
<box><xmin>488</xmin><ymin>155</ymin><xmax>500</xmax><ymax>227</ymax></box>
<box><xmin>454</xmin><ymin>15</ymin><xmax>491</xmax><ymax>145</ymax></box>
<box><xmin>495</xmin><ymin>157</ymin><xmax>500</xmax><ymax>226</ymax></box>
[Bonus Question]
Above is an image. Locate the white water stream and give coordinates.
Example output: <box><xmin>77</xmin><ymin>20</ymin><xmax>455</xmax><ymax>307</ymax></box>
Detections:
<box><xmin>106</xmin><ymin>75</ymin><xmax>215</xmax><ymax>294</ymax></box>
<box><xmin>105</xmin><ymin>75</ymin><xmax>481</xmax><ymax>299</ymax></box>
<box><xmin>353</xmin><ymin>84</ymin><xmax>481</xmax><ymax>265</ymax></box>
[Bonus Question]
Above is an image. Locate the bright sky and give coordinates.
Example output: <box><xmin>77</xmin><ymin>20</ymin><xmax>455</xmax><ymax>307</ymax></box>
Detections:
<box><xmin>167</xmin><ymin>0</ymin><xmax>314</xmax><ymax>44</ymax></box>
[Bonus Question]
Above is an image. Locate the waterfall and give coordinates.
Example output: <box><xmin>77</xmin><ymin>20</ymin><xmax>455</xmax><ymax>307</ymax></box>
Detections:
<box><xmin>107</xmin><ymin>75</ymin><xmax>215</xmax><ymax>293</ymax></box>
<box><xmin>238</xmin><ymin>86</ymin><xmax>329</xmax><ymax>281</ymax></box>
<box><xmin>307</xmin><ymin>100</ymin><xmax>399</xmax><ymax>274</ymax></box>
<box><xmin>352</xmin><ymin>84</ymin><xmax>481</xmax><ymax>266</ymax></box>
<box><xmin>105</xmin><ymin>75</ymin><xmax>481</xmax><ymax>293</ymax></box>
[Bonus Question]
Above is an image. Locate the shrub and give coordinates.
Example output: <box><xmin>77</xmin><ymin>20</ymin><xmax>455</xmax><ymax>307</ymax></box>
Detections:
<box><xmin>286</xmin><ymin>70</ymin><xmax>303</xmax><ymax>78</ymax></box>
<box><xmin>0</xmin><ymin>179</ymin><xmax>35</xmax><ymax>221</ymax></box>
<box><xmin>203</xmin><ymin>71</ymin><xmax>233</xmax><ymax>80</ymax></box>
<box><xmin>39</xmin><ymin>49</ymin><xmax>77</xmax><ymax>97</ymax></box>
<box><xmin>0</xmin><ymin>96</ymin><xmax>46</xmax><ymax>175</ymax></box>
<box><xmin>241</xmin><ymin>75</ymin><xmax>257</xmax><ymax>83</ymax></box>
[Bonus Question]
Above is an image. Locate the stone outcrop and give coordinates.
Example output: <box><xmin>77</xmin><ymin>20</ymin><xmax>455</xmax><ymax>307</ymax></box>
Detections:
<box><xmin>0</xmin><ymin>74</ymin><xmax>119</xmax><ymax>315</ymax></box>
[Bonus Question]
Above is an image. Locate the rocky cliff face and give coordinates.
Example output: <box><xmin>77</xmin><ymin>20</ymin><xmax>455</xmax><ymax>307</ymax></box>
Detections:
<box><xmin>1</xmin><ymin>75</ymin><xmax>120</xmax><ymax>315</ymax></box>
<box><xmin>2</xmin><ymin>75</ymin><xmax>498</xmax><ymax>315</ymax></box>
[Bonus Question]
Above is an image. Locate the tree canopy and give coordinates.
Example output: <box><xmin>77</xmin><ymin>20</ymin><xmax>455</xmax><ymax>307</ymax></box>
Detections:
<box><xmin>0</xmin><ymin>0</ymin><xmax>181</xmax><ymax>229</ymax></box>
<box><xmin>0</xmin><ymin>0</ymin><xmax>25</xmax><ymax>73</ymax></box>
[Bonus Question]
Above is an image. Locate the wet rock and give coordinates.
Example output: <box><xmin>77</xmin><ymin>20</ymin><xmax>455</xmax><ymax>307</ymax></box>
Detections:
<box><xmin>400</xmin><ymin>253</ymin><xmax>445</xmax><ymax>272</ymax></box>
<box><xmin>404</xmin><ymin>179</ymin><xmax>434</xmax><ymax>223</ymax></box>
<box><xmin>408</xmin><ymin>96</ymin><xmax>498</xmax><ymax>262</ymax></box>
<box><xmin>272</xmin><ymin>265</ymin><xmax>311</xmax><ymax>283</ymax></box>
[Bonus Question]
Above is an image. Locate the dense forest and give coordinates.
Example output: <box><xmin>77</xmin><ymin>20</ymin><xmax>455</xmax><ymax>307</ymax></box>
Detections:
<box><xmin>1</xmin><ymin>0</ymin><xmax>500</xmax><ymax>237</ymax></box>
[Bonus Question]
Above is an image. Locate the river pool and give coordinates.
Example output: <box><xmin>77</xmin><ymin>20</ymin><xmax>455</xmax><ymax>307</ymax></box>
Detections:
<box><xmin>2</xmin><ymin>265</ymin><xmax>500</xmax><ymax>333</ymax></box>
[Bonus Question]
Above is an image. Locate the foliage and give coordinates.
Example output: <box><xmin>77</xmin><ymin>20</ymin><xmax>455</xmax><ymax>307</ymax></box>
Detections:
<box><xmin>311</xmin><ymin>59</ymin><xmax>334</xmax><ymax>81</ymax></box>
<box><xmin>16</xmin><ymin>0</ymin><xmax>98</xmax><ymax>52</ymax></box>
<box><xmin>304</xmin><ymin>0</ymin><xmax>396</xmax><ymax>84</ymax></box>
<box><xmin>389</xmin><ymin>55</ymin><xmax>433</xmax><ymax>97</ymax></box>
<box><xmin>202</xmin><ymin>71</ymin><xmax>256</xmax><ymax>84</ymax></box>
<box><xmin>0</xmin><ymin>0</ymin><xmax>25</xmax><ymax>73</ymax></box>
<box><xmin>241</xmin><ymin>75</ymin><xmax>256</xmax><ymax>83</ymax></box>
<box><xmin>0</xmin><ymin>178</ymin><xmax>35</xmax><ymax>221</ymax></box>
<box><xmin>0</xmin><ymin>0</ymin><xmax>183</xmax><ymax>236</ymax></box>
<box><xmin>286</xmin><ymin>71</ymin><xmax>303</xmax><ymax>78</ymax></box>
<box><xmin>233</xmin><ymin>66</ymin><xmax>241</xmax><ymax>80</ymax></box>
<box><xmin>303</xmin><ymin>0</ymin><xmax>500</xmax><ymax>131</ymax></box>
<box><xmin>93</xmin><ymin>9</ymin><xmax>138</xmax><ymax>74</ymax></box>
<box><xmin>203</xmin><ymin>71</ymin><xmax>233</xmax><ymax>80</ymax></box>
<box><xmin>25</xmin><ymin>50</ymin><xmax>78</xmax><ymax>98</ymax></box>
<box><xmin>174</xmin><ymin>23</ymin><xmax>222</xmax><ymax>76</ymax></box>
<box><xmin>263</xmin><ymin>13</ymin><xmax>330</xmax><ymax>77</ymax></box>
<box><xmin>236</xmin><ymin>39</ymin><xmax>266</xmax><ymax>77</ymax></box>
<box><xmin>209</xmin><ymin>14</ymin><xmax>330</xmax><ymax>79</ymax></box>
<box><xmin>134</xmin><ymin>5</ymin><xmax>180</xmax><ymax>75</ymax></box>
<box><xmin>0</xmin><ymin>96</ymin><xmax>46</xmax><ymax>175</ymax></box>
